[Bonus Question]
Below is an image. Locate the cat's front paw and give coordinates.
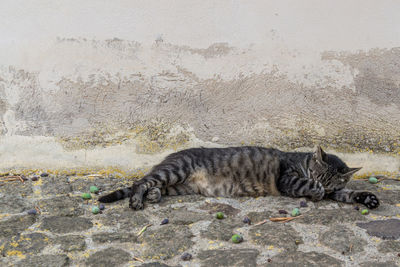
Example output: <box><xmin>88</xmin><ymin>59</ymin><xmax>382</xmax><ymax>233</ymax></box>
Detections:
<box><xmin>129</xmin><ymin>194</ymin><xmax>144</xmax><ymax>210</ymax></box>
<box><xmin>355</xmin><ymin>192</ymin><xmax>380</xmax><ymax>209</ymax></box>
<box><xmin>145</xmin><ymin>187</ymin><xmax>162</xmax><ymax>203</ymax></box>
<box><xmin>310</xmin><ymin>186</ymin><xmax>325</xmax><ymax>202</ymax></box>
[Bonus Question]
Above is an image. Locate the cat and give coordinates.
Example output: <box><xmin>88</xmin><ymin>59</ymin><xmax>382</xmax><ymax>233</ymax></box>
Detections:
<box><xmin>98</xmin><ymin>146</ymin><xmax>380</xmax><ymax>210</ymax></box>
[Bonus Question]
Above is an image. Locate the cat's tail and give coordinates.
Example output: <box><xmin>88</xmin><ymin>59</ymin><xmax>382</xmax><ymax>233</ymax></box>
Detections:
<box><xmin>98</xmin><ymin>187</ymin><xmax>131</xmax><ymax>203</ymax></box>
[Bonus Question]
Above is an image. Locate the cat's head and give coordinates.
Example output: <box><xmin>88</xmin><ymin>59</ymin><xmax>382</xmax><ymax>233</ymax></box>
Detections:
<box><xmin>308</xmin><ymin>146</ymin><xmax>361</xmax><ymax>193</ymax></box>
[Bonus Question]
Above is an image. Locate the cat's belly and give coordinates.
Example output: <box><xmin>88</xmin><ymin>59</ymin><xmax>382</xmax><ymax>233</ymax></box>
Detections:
<box><xmin>186</xmin><ymin>170</ymin><xmax>280</xmax><ymax>198</ymax></box>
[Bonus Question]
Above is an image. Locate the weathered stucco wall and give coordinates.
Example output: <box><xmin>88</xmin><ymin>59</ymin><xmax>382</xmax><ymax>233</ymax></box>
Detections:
<box><xmin>1</xmin><ymin>0</ymin><xmax>400</xmax><ymax>174</ymax></box>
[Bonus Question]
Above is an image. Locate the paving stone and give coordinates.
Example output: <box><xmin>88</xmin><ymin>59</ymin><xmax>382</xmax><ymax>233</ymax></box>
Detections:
<box><xmin>99</xmin><ymin>208</ymin><xmax>149</xmax><ymax>230</ymax></box>
<box><xmin>0</xmin><ymin>180</ymin><xmax>33</xmax><ymax>196</ymax></box>
<box><xmin>0</xmin><ymin>196</ymin><xmax>31</xmax><ymax>213</ymax></box>
<box><xmin>154</xmin><ymin>207</ymin><xmax>205</xmax><ymax>225</ymax></box>
<box><xmin>1</xmin><ymin>173</ymin><xmax>400</xmax><ymax>267</ymax></box>
<box><xmin>245</xmin><ymin>211</ymin><xmax>273</xmax><ymax>223</ymax></box>
<box><xmin>14</xmin><ymin>254</ymin><xmax>70</xmax><ymax>267</ymax></box>
<box><xmin>371</xmin><ymin>203</ymin><xmax>400</xmax><ymax>216</ymax></box>
<box><xmin>378</xmin><ymin>240</ymin><xmax>400</xmax><ymax>253</ymax></box>
<box><xmin>377</xmin><ymin>190</ymin><xmax>400</xmax><ymax>205</ymax></box>
<box><xmin>359</xmin><ymin>261</ymin><xmax>399</xmax><ymax>267</ymax></box>
<box><xmin>37</xmin><ymin>196</ymin><xmax>84</xmax><ymax>216</ymax></box>
<box><xmin>199</xmin><ymin>202</ymin><xmax>240</xmax><ymax>216</ymax></box>
<box><xmin>139</xmin><ymin>225</ymin><xmax>194</xmax><ymax>260</ymax></box>
<box><xmin>86</xmin><ymin>247</ymin><xmax>131</xmax><ymax>267</ymax></box>
<box><xmin>248</xmin><ymin>222</ymin><xmax>302</xmax><ymax>250</ymax></box>
<box><xmin>0</xmin><ymin>257</ymin><xmax>9</xmax><ymax>267</ymax></box>
<box><xmin>197</xmin><ymin>249</ymin><xmax>259</xmax><ymax>267</ymax></box>
<box><xmin>56</xmin><ymin>235</ymin><xmax>86</xmax><ymax>252</ymax></box>
<box><xmin>41</xmin><ymin>216</ymin><xmax>93</xmax><ymax>233</ymax></box>
<box><xmin>378</xmin><ymin>179</ymin><xmax>400</xmax><ymax>186</ymax></box>
<box><xmin>41</xmin><ymin>176</ymin><xmax>72</xmax><ymax>195</ymax></box>
<box><xmin>71</xmin><ymin>177</ymin><xmax>130</xmax><ymax>193</ymax></box>
<box><xmin>140</xmin><ymin>263</ymin><xmax>180</xmax><ymax>267</ymax></box>
<box><xmin>92</xmin><ymin>232</ymin><xmax>139</xmax><ymax>243</ymax></box>
<box><xmin>269</xmin><ymin>251</ymin><xmax>344</xmax><ymax>267</ymax></box>
<box><xmin>201</xmin><ymin>219</ymin><xmax>242</xmax><ymax>241</ymax></box>
<box><xmin>0</xmin><ymin>215</ymin><xmax>37</xmax><ymax>238</ymax></box>
<box><xmin>296</xmin><ymin>208</ymin><xmax>366</xmax><ymax>226</ymax></box>
<box><xmin>0</xmin><ymin>233</ymin><xmax>51</xmax><ymax>256</ymax></box>
<box><xmin>159</xmin><ymin>194</ymin><xmax>205</xmax><ymax>206</ymax></box>
<box><xmin>357</xmin><ymin>219</ymin><xmax>400</xmax><ymax>240</ymax></box>
<box><xmin>319</xmin><ymin>225</ymin><xmax>367</xmax><ymax>254</ymax></box>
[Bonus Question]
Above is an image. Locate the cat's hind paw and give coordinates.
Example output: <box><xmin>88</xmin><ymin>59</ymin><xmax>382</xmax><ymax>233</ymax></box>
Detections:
<box><xmin>355</xmin><ymin>192</ymin><xmax>380</xmax><ymax>209</ymax></box>
<box><xmin>129</xmin><ymin>194</ymin><xmax>144</xmax><ymax>210</ymax></box>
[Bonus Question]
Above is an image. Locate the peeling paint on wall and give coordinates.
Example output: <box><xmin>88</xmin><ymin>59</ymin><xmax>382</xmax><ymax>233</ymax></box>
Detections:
<box><xmin>322</xmin><ymin>48</ymin><xmax>400</xmax><ymax>106</ymax></box>
<box><xmin>1</xmin><ymin>41</ymin><xmax>400</xmax><ymax>156</ymax></box>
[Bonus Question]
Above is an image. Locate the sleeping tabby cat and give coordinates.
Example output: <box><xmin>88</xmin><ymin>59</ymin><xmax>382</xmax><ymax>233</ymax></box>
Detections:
<box><xmin>99</xmin><ymin>146</ymin><xmax>379</xmax><ymax>210</ymax></box>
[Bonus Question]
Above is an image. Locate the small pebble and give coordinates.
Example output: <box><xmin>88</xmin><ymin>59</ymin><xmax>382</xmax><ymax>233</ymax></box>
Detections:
<box><xmin>267</xmin><ymin>259</ymin><xmax>272</xmax><ymax>263</ymax></box>
<box><xmin>160</xmin><ymin>218</ymin><xmax>169</xmax><ymax>225</ymax></box>
<box><xmin>90</xmin><ymin>186</ymin><xmax>99</xmax><ymax>194</ymax></box>
<box><xmin>354</xmin><ymin>206</ymin><xmax>360</xmax><ymax>211</ymax></box>
<box><xmin>231</xmin><ymin>234</ymin><xmax>244</xmax><ymax>243</ymax></box>
<box><xmin>291</xmin><ymin>208</ymin><xmax>300</xmax><ymax>217</ymax></box>
<box><xmin>181</xmin><ymin>252</ymin><xmax>192</xmax><ymax>261</ymax></box>
<box><xmin>242</xmin><ymin>216</ymin><xmax>251</xmax><ymax>225</ymax></box>
<box><xmin>31</xmin><ymin>176</ymin><xmax>39</xmax><ymax>181</ymax></box>
<box><xmin>81</xmin><ymin>193</ymin><xmax>92</xmax><ymax>200</ymax></box>
<box><xmin>92</xmin><ymin>206</ymin><xmax>100</xmax><ymax>214</ymax></box>
<box><xmin>361</xmin><ymin>209</ymin><xmax>369</xmax><ymax>215</ymax></box>
<box><xmin>40</xmin><ymin>173</ymin><xmax>49</xmax><ymax>177</ymax></box>
<box><xmin>99</xmin><ymin>204</ymin><xmax>105</xmax><ymax>210</ymax></box>
<box><xmin>295</xmin><ymin>239</ymin><xmax>303</xmax><ymax>245</ymax></box>
<box><xmin>216</xmin><ymin>212</ymin><xmax>224</xmax><ymax>219</ymax></box>
<box><xmin>300</xmin><ymin>201</ymin><xmax>308</xmax><ymax>208</ymax></box>
<box><xmin>278</xmin><ymin>209</ymin><xmax>288</xmax><ymax>214</ymax></box>
<box><xmin>368</xmin><ymin>177</ymin><xmax>378</xmax><ymax>184</ymax></box>
<box><xmin>27</xmin><ymin>209</ymin><xmax>37</xmax><ymax>215</ymax></box>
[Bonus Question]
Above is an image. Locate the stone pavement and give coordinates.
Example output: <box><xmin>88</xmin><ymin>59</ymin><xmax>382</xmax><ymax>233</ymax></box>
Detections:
<box><xmin>0</xmin><ymin>174</ymin><xmax>400</xmax><ymax>266</ymax></box>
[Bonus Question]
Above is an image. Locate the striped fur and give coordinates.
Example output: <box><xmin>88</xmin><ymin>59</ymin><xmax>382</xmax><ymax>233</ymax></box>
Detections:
<box><xmin>98</xmin><ymin>146</ymin><xmax>380</xmax><ymax>209</ymax></box>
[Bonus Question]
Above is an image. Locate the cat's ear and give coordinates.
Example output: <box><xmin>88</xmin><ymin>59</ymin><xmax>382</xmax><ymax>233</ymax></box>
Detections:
<box><xmin>313</xmin><ymin>145</ymin><xmax>327</xmax><ymax>164</ymax></box>
<box><xmin>344</xmin><ymin>167</ymin><xmax>362</xmax><ymax>176</ymax></box>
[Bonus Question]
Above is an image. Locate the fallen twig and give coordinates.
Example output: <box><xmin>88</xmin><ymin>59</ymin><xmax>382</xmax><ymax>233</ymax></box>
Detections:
<box><xmin>0</xmin><ymin>176</ymin><xmax>24</xmax><ymax>183</ymax></box>
<box><xmin>133</xmin><ymin>257</ymin><xmax>145</xmax><ymax>263</ymax></box>
<box><xmin>269</xmin><ymin>217</ymin><xmax>291</xmax><ymax>222</ymax></box>
<box><xmin>0</xmin><ymin>177</ymin><xmax>19</xmax><ymax>180</ymax></box>
<box><xmin>270</xmin><ymin>215</ymin><xmax>303</xmax><ymax>223</ymax></box>
<box><xmin>0</xmin><ymin>175</ymin><xmax>22</xmax><ymax>179</ymax></box>
<box><xmin>137</xmin><ymin>224</ymin><xmax>152</xmax><ymax>236</ymax></box>
<box><xmin>253</xmin><ymin>219</ymin><xmax>268</xmax><ymax>226</ymax></box>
